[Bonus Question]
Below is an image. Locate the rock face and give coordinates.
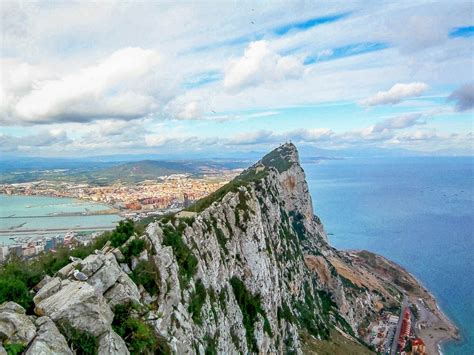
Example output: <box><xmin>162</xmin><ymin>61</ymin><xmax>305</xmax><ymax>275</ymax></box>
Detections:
<box><xmin>133</xmin><ymin>143</ymin><xmax>398</xmax><ymax>353</ymax></box>
<box><xmin>1</xmin><ymin>143</ymin><xmax>405</xmax><ymax>354</ymax></box>
<box><xmin>0</xmin><ymin>302</ymin><xmax>36</xmax><ymax>345</ymax></box>
<box><xmin>25</xmin><ymin>317</ymin><xmax>72</xmax><ymax>355</ymax></box>
<box><xmin>35</xmin><ymin>281</ymin><xmax>114</xmax><ymax>336</ymax></box>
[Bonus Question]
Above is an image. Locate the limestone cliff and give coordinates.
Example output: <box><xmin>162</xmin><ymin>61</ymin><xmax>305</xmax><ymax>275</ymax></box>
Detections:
<box><xmin>1</xmin><ymin>143</ymin><xmax>408</xmax><ymax>354</ymax></box>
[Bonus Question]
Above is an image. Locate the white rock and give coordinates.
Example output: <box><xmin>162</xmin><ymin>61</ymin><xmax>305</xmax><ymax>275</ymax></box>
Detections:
<box><xmin>0</xmin><ymin>302</ymin><xmax>36</xmax><ymax>345</ymax></box>
<box><xmin>34</xmin><ymin>281</ymin><xmax>113</xmax><ymax>337</ymax></box>
<box><xmin>98</xmin><ymin>330</ymin><xmax>130</xmax><ymax>355</ymax></box>
<box><xmin>25</xmin><ymin>316</ymin><xmax>73</xmax><ymax>355</ymax></box>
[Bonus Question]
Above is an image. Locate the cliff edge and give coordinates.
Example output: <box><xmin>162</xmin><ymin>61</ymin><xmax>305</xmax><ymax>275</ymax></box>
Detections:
<box><xmin>0</xmin><ymin>143</ymin><xmax>457</xmax><ymax>354</ymax></box>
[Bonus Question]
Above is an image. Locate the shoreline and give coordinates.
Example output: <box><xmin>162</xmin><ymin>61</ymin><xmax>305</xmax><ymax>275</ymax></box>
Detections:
<box><xmin>405</xmin><ymin>272</ymin><xmax>460</xmax><ymax>355</ymax></box>
<box><xmin>350</xmin><ymin>250</ymin><xmax>460</xmax><ymax>355</ymax></box>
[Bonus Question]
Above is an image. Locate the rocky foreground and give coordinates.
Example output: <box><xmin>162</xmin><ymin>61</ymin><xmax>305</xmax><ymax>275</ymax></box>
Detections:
<box><xmin>0</xmin><ymin>143</ymin><xmax>457</xmax><ymax>354</ymax></box>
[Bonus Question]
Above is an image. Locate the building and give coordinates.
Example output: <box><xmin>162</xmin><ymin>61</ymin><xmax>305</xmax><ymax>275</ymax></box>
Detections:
<box><xmin>0</xmin><ymin>246</ymin><xmax>9</xmax><ymax>262</ymax></box>
<box><xmin>398</xmin><ymin>308</ymin><xmax>412</xmax><ymax>351</ymax></box>
<box><xmin>410</xmin><ymin>338</ymin><xmax>426</xmax><ymax>355</ymax></box>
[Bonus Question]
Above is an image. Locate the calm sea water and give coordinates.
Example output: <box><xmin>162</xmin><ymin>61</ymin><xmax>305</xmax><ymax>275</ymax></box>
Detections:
<box><xmin>0</xmin><ymin>195</ymin><xmax>121</xmax><ymax>245</ymax></box>
<box><xmin>303</xmin><ymin>156</ymin><xmax>474</xmax><ymax>355</ymax></box>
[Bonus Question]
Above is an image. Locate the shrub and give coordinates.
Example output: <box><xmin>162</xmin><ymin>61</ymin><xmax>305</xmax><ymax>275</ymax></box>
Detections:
<box><xmin>3</xmin><ymin>343</ymin><xmax>26</xmax><ymax>355</ymax></box>
<box><xmin>58</xmin><ymin>321</ymin><xmax>98</xmax><ymax>355</ymax></box>
<box><xmin>161</xmin><ymin>225</ymin><xmax>198</xmax><ymax>287</ymax></box>
<box><xmin>130</xmin><ymin>260</ymin><xmax>160</xmax><ymax>296</ymax></box>
<box><xmin>120</xmin><ymin>238</ymin><xmax>146</xmax><ymax>264</ymax></box>
<box><xmin>110</xmin><ymin>220</ymin><xmax>135</xmax><ymax>247</ymax></box>
<box><xmin>112</xmin><ymin>304</ymin><xmax>168</xmax><ymax>354</ymax></box>
<box><xmin>229</xmin><ymin>277</ymin><xmax>270</xmax><ymax>352</ymax></box>
<box><xmin>0</xmin><ymin>278</ymin><xmax>32</xmax><ymax>311</ymax></box>
<box><xmin>188</xmin><ymin>279</ymin><xmax>207</xmax><ymax>325</ymax></box>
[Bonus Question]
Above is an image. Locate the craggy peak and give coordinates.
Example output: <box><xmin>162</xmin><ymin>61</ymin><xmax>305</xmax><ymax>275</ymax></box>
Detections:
<box><xmin>0</xmin><ymin>144</ymin><xmax>460</xmax><ymax>354</ymax></box>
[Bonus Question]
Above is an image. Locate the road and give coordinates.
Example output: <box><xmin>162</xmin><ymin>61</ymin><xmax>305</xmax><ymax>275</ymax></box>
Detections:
<box><xmin>390</xmin><ymin>294</ymin><xmax>408</xmax><ymax>355</ymax></box>
<box><xmin>0</xmin><ymin>226</ymin><xmax>116</xmax><ymax>235</ymax></box>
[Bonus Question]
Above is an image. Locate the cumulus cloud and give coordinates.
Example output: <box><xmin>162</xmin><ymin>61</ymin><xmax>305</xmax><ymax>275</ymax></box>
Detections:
<box><xmin>223</xmin><ymin>41</ymin><xmax>304</xmax><ymax>93</ymax></box>
<box><xmin>164</xmin><ymin>98</ymin><xmax>207</xmax><ymax>120</ymax></box>
<box><xmin>1</xmin><ymin>47</ymin><xmax>163</xmax><ymax>125</ymax></box>
<box><xmin>448</xmin><ymin>83</ymin><xmax>474</xmax><ymax>111</ymax></box>
<box><xmin>372</xmin><ymin>113</ymin><xmax>425</xmax><ymax>132</ymax></box>
<box><xmin>359</xmin><ymin>82</ymin><xmax>428</xmax><ymax>106</ymax></box>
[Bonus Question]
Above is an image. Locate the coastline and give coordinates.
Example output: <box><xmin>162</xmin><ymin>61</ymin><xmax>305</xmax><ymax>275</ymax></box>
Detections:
<box><xmin>403</xmin><ymin>271</ymin><xmax>460</xmax><ymax>355</ymax></box>
<box><xmin>351</xmin><ymin>250</ymin><xmax>460</xmax><ymax>355</ymax></box>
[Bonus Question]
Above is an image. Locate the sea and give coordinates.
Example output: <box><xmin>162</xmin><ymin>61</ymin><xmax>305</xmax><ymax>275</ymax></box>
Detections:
<box><xmin>0</xmin><ymin>195</ymin><xmax>122</xmax><ymax>246</ymax></box>
<box><xmin>303</xmin><ymin>156</ymin><xmax>474</xmax><ymax>355</ymax></box>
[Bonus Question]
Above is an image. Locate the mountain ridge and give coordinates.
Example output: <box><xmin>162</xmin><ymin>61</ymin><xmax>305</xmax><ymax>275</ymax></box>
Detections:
<box><xmin>0</xmin><ymin>143</ymin><xmax>458</xmax><ymax>354</ymax></box>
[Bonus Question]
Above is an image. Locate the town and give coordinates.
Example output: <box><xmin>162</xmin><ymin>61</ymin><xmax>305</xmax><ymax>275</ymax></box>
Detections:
<box><xmin>0</xmin><ymin>173</ymin><xmax>237</xmax><ymax>211</ymax></box>
<box><xmin>0</xmin><ymin>172</ymin><xmax>238</xmax><ymax>262</ymax></box>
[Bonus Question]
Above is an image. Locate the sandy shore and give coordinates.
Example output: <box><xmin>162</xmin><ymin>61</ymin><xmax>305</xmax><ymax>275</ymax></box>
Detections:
<box><xmin>350</xmin><ymin>250</ymin><xmax>460</xmax><ymax>354</ymax></box>
<box><xmin>407</xmin><ymin>281</ymin><xmax>460</xmax><ymax>354</ymax></box>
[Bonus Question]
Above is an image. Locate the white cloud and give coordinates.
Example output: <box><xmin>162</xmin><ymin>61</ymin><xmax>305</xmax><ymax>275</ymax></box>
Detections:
<box><xmin>372</xmin><ymin>113</ymin><xmax>425</xmax><ymax>132</ymax></box>
<box><xmin>223</xmin><ymin>41</ymin><xmax>304</xmax><ymax>93</ymax></box>
<box><xmin>164</xmin><ymin>99</ymin><xmax>207</xmax><ymax>120</ymax></box>
<box><xmin>359</xmin><ymin>82</ymin><xmax>429</xmax><ymax>106</ymax></box>
<box><xmin>2</xmin><ymin>47</ymin><xmax>163</xmax><ymax>125</ymax></box>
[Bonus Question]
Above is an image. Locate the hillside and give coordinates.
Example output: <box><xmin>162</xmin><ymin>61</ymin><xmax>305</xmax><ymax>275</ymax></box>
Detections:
<box><xmin>0</xmin><ymin>143</ymin><xmax>445</xmax><ymax>354</ymax></box>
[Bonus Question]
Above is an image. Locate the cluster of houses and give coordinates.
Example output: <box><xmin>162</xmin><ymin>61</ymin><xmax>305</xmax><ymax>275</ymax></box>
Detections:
<box><xmin>0</xmin><ymin>231</ymin><xmax>100</xmax><ymax>262</ymax></box>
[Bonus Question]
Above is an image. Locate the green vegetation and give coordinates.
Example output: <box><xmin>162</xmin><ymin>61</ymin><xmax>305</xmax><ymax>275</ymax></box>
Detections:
<box><xmin>293</xmin><ymin>283</ymin><xmax>329</xmax><ymax>340</ymax></box>
<box><xmin>112</xmin><ymin>304</ymin><xmax>169</xmax><ymax>354</ymax></box>
<box><xmin>289</xmin><ymin>211</ymin><xmax>306</xmax><ymax>241</ymax></box>
<box><xmin>210</xmin><ymin>218</ymin><xmax>228</xmax><ymax>255</ymax></box>
<box><xmin>58</xmin><ymin>321</ymin><xmax>98</xmax><ymax>355</ymax></box>
<box><xmin>301</xmin><ymin>329</ymin><xmax>374</xmax><ymax>355</ymax></box>
<box><xmin>161</xmin><ymin>224</ymin><xmax>198</xmax><ymax>287</ymax></box>
<box><xmin>110</xmin><ymin>220</ymin><xmax>135</xmax><ymax>247</ymax></box>
<box><xmin>3</xmin><ymin>343</ymin><xmax>27</xmax><ymax>355</ymax></box>
<box><xmin>130</xmin><ymin>260</ymin><xmax>160</xmax><ymax>296</ymax></box>
<box><xmin>204</xmin><ymin>333</ymin><xmax>218</xmax><ymax>355</ymax></box>
<box><xmin>188</xmin><ymin>279</ymin><xmax>207</xmax><ymax>325</ymax></box>
<box><xmin>229</xmin><ymin>277</ymin><xmax>271</xmax><ymax>352</ymax></box>
<box><xmin>120</xmin><ymin>238</ymin><xmax>146</xmax><ymax>264</ymax></box>
<box><xmin>260</xmin><ymin>144</ymin><xmax>294</xmax><ymax>173</ymax></box>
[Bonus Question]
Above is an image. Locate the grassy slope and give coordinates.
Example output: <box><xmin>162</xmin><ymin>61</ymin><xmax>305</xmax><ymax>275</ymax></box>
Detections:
<box><xmin>301</xmin><ymin>329</ymin><xmax>374</xmax><ymax>355</ymax></box>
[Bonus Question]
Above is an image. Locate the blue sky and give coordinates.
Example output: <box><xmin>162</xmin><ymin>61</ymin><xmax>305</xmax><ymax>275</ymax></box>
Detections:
<box><xmin>0</xmin><ymin>1</ymin><xmax>473</xmax><ymax>157</ymax></box>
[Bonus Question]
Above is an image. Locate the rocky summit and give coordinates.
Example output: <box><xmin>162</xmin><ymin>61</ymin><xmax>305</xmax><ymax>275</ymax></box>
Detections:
<box><xmin>1</xmin><ymin>143</ymin><xmax>414</xmax><ymax>354</ymax></box>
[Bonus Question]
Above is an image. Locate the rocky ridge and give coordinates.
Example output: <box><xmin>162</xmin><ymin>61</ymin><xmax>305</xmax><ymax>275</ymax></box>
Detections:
<box><xmin>1</xmin><ymin>143</ymin><xmax>409</xmax><ymax>354</ymax></box>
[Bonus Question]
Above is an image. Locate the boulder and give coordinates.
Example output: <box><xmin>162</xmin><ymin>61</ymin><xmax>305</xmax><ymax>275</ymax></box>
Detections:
<box><xmin>33</xmin><ymin>275</ymin><xmax>52</xmax><ymax>292</ymax></box>
<box><xmin>33</xmin><ymin>277</ymin><xmax>61</xmax><ymax>304</ymax></box>
<box><xmin>0</xmin><ymin>344</ymin><xmax>6</xmax><ymax>355</ymax></box>
<box><xmin>0</xmin><ymin>302</ymin><xmax>36</xmax><ymax>345</ymax></box>
<box><xmin>57</xmin><ymin>260</ymin><xmax>81</xmax><ymax>279</ymax></box>
<box><xmin>25</xmin><ymin>316</ymin><xmax>72</xmax><ymax>355</ymax></box>
<box><xmin>86</xmin><ymin>255</ymin><xmax>122</xmax><ymax>294</ymax></box>
<box><xmin>80</xmin><ymin>254</ymin><xmax>106</xmax><ymax>277</ymax></box>
<box><xmin>34</xmin><ymin>281</ymin><xmax>113</xmax><ymax>337</ymax></box>
<box><xmin>98</xmin><ymin>330</ymin><xmax>129</xmax><ymax>355</ymax></box>
<box><xmin>104</xmin><ymin>273</ymin><xmax>141</xmax><ymax>308</ymax></box>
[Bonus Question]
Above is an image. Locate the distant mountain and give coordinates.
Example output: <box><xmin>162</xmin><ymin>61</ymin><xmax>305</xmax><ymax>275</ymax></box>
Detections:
<box><xmin>88</xmin><ymin>160</ymin><xmax>195</xmax><ymax>183</ymax></box>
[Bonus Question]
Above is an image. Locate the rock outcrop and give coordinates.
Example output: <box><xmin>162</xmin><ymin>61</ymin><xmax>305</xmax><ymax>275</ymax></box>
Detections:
<box><xmin>0</xmin><ymin>302</ymin><xmax>36</xmax><ymax>346</ymax></box>
<box><xmin>25</xmin><ymin>317</ymin><xmax>72</xmax><ymax>355</ymax></box>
